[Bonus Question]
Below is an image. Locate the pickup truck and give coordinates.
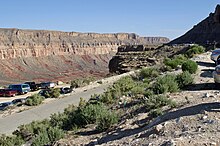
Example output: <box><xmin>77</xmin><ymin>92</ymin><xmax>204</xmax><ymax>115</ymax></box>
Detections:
<box><xmin>0</xmin><ymin>89</ymin><xmax>17</xmax><ymax>97</ymax></box>
<box><xmin>40</xmin><ymin>82</ymin><xmax>55</xmax><ymax>89</ymax></box>
<box><xmin>24</xmin><ymin>82</ymin><xmax>40</xmax><ymax>91</ymax></box>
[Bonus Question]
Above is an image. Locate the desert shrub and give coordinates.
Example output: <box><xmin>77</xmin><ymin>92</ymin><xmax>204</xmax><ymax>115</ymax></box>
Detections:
<box><xmin>0</xmin><ymin>135</ymin><xmax>24</xmax><ymax>146</ymax></box>
<box><xmin>31</xmin><ymin>129</ymin><xmax>50</xmax><ymax>146</ymax></box>
<box><xmin>164</xmin><ymin>58</ymin><xmax>180</xmax><ymax>69</ymax></box>
<box><xmin>153</xmin><ymin>74</ymin><xmax>179</xmax><ymax>94</ymax></box>
<box><xmin>47</xmin><ymin>126</ymin><xmax>64</xmax><ymax>143</ymax></box>
<box><xmin>70</xmin><ymin>77</ymin><xmax>96</xmax><ymax>88</ymax></box>
<box><xmin>131</xmin><ymin>86</ymin><xmax>145</xmax><ymax>97</ymax></box>
<box><xmin>96</xmin><ymin>110</ymin><xmax>118</xmax><ymax>132</ymax></box>
<box><xmin>100</xmin><ymin>76</ymin><xmax>136</xmax><ymax>104</ymax></box>
<box><xmin>143</xmin><ymin>90</ymin><xmax>154</xmax><ymax>99</ymax></box>
<box><xmin>60</xmin><ymin>102</ymin><xmax>114</xmax><ymax>130</ymax></box>
<box><xmin>31</xmin><ymin>127</ymin><xmax>64</xmax><ymax>146</ymax></box>
<box><xmin>176</xmin><ymin>71</ymin><xmax>194</xmax><ymax>88</ymax></box>
<box><xmin>185</xmin><ymin>45</ymin><xmax>205</xmax><ymax>58</ymax></box>
<box><xmin>25</xmin><ymin>94</ymin><xmax>45</xmax><ymax>106</ymax></box>
<box><xmin>15</xmin><ymin>120</ymin><xmax>51</xmax><ymax>138</ymax></box>
<box><xmin>70</xmin><ymin>79</ymin><xmax>84</xmax><ymax>88</ymax></box>
<box><xmin>181</xmin><ymin>60</ymin><xmax>198</xmax><ymax>74</ymax></box>
<box><xmin>139</xmin><ymin>67</ymin><xmax>159</xmax><ymax>79</ymax></box>
<box><xmin>49</xmin><ymin>88</ymin><xmax>60</xmax><ymax>98</ymax></box>
<box><xmin>148</xmin><ymin>108</ymin><xmax>163</xmax><ymax>118</ymax></box>
<box><xmin>145</xmin><ymin>95</ymin><xmax>176</xmax><ymax>110</ymax></box>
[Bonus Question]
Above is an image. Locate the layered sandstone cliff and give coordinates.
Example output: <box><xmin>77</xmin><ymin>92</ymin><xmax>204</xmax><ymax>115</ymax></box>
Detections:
<box><xmin>0</xmin><ymin>28</ymin><xmax>169</xmax><ymax>84</ymax></box>
<box><xmin>0</xmin><ymin>28</ymin><xmax>169</xmax><ymax>59</ymax></box>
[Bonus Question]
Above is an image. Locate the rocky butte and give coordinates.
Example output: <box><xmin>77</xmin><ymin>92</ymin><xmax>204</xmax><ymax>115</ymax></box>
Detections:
<box><xmin>170</xmin><ymin>4</ymin><xmax>220</xmax><ymax>44</ymax></box>
<box><xmin>0</xmin><ymin>28</ymin><xmax>169</xmax><ymax>84</ymax></box>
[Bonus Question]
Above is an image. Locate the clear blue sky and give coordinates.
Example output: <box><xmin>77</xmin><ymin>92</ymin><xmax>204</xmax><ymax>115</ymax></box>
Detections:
<box><xmin>0</xmin><ymin>0</ymin><xmax>219</xmax><ymax>40</ymax></box>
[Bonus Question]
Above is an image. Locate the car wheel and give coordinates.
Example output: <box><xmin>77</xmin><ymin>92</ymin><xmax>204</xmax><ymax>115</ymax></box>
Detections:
<box><xmin>11</xmin><ymin>94</ymin><xmax>15</xmax><ymax>97</ymax></box>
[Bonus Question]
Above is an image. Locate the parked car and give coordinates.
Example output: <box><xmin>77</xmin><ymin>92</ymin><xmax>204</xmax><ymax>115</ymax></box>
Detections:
<box><xmin>0</xmin><ymin>89</ymin><xmax>17</xmax><ymax>97</ymax></box>
<box><xmin>60</xmin><ymin>87</ymin><xmax>73</xmax><ymax>94</ymax></box>
<box><xmin>24</xmin><ymin>82</ymin><xmax>40</xmax><ymax>91</ymax></box>
<box><xmin>213</xmin><ymin>65</ymin><xmax>220</xmax><ymax>83</ymax></box>
<box><xmin>12</xmin><ymin>98</ymin><xmax>26</xmax><ymax>106</ymax></box>
<box><xmin>8</xmin><ymin>84</ymin><xmax>31</xmax><ymax>94</ymax></box>
<box><xmin>211</xmin><ymin>49</ymin><xmax>220</xmax><ymax>65</ymax></box>
<box><xmin>0</xmin><ymin>102</ymin><xmax>13</xmax><ymax>110</ymax></box>
<box><xmin>40</xmin><ymin>82</ymin><xmax>55</xmax><ymax>89</ymax></box>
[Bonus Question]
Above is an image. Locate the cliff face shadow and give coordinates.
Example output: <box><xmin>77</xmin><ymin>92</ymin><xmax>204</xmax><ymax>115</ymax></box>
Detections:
<box><xmin>87</xmin><ymin>102</ymin><xmax>220</xmax><ymax>145</ymax></box>
<box><xmin>197</xmin><ymin>61</ymin><xmax>215</xmax><ymax>68</ymax></box>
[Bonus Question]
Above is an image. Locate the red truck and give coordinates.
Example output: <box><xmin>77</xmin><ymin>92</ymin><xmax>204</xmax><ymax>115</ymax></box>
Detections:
<box><xmin>0</xmin><ymin>89</ymin><xmax>17</xmax><ymax>97</ymax></box>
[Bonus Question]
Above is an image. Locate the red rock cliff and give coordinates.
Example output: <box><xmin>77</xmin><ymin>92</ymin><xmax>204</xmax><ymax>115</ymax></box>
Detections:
<box><xmin>0</xmin><ymin>28</ymin><xmax>169</xmax><ymax>84</ymax></box>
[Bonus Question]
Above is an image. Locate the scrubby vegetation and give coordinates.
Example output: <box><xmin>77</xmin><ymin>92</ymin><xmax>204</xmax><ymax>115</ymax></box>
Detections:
<box><xmin>70</xmin><ymin>77</ymin><xmax>96</xmax><ymax>88</ymax></box>
<box><xmin>185</xmin><ymin>45</ymin><xmax>205</xmax><ymax>58</ymax></box>
<box><xmin>182</xmin><ymin>60</ymin><xmax>198</xmax><ymax>74</ymax></box>
<box><xmin>25</xmin><ymin>94</ymin><xmax>45</xmax><ymax>106</ymax></box>
<box><xmin>0</xmin><ymin>44</ymin><xmax>201</xmax><ymax>145</ymax></box>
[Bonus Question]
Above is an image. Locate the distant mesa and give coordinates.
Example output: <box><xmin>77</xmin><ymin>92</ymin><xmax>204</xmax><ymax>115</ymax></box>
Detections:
<box><xmin>170</xmin><ymin>4</ymin><xmax>220</xmax><ymax>45</ymax></box>
<box><xmin>0</xmin><ymin>28</ymin><xmax>169</xmax><ymax>84</ymax></box>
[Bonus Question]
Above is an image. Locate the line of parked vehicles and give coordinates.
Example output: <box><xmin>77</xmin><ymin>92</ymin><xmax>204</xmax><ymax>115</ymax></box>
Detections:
<box><xmin>0</xmin><ymin>81</ymin><xmax>73</xmax><ymax>111</ymax></box>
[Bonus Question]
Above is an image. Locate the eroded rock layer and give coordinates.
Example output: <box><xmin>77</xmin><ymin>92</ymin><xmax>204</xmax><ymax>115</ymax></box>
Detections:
<box><xmin>0</xmin><ymin>28</ymin><xmax>169</xmax><ymax>84</ymax></box>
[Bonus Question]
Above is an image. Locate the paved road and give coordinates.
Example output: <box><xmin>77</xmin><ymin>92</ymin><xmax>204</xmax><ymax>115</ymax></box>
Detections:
<box><xmin>0</xmin><ymin>84</ymin><xmax>110</xmax><ymax>135</ymax></box>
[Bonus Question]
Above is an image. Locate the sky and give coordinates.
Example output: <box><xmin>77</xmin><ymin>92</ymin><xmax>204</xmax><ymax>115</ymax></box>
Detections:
<box><xmin>0</xmin><ymin>0</ymin><xmax>219</xmax><ymax>40</ymax></box>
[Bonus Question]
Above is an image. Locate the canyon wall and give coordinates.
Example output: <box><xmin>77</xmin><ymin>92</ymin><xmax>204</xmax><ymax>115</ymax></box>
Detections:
<box><xmin>0</xmin><ymin>29</ymin><xmax>169</xmax><ymax>59</ymax></box>
<box><xmin>0</xmin><ymin>28</ymin><xmax>169</xmax><ymax>84</ymax></box>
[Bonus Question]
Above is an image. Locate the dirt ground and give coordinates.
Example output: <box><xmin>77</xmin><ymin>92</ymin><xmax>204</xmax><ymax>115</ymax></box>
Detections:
<box><xmin>54</xmin><ymin>51</ymin><xmax>220</xmax><ymax>146</ymax></box>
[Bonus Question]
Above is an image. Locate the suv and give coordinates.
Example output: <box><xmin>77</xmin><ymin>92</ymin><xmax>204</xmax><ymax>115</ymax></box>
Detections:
<box><xmin>211</xmin><ymin>49</ymin><xmax>220</xmax><ymax>64</ymax></box>
<box><xmin>0</xmin><ymin>102</ymin><xmax>13</xmax><ymax>110</ymax></box>
<box><xmin>24</xmin><ymin>82</ymin><xmax>40</xmax><ymax>91</ymax></box>
<box><xmin>40</xmin><ymin>82</ymin><xmax>55</xmax><ymax>89</ymax></box>
<box><xmin>0</xmin><ymin>89</ymin><xmax>17</xmax><ymax>97</ymax></box>
<box><xmin>213</xmin><ymin>65</ymin><xmax>220</xmax><ymax>83</ymax></box>
<box><xmin>8</xmin><ymin>84</ymin><xmax>31</xmax><ymax>94</ymax></box>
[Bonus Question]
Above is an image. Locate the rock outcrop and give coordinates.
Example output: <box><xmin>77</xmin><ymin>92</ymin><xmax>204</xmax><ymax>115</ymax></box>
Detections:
<box><xmin>170</xmin><ymin>5</ymin><xmax>220</xmax><ymax>44</ymax></box>
<box><xmin>108</xmin><ymin>45</ymin><xmax>158</xmax><ymax>73</ymax></box>
<box><xmin>0</xmin><ymin>28</ymin><xmax>169</xmax><ymax>84</ymax></box>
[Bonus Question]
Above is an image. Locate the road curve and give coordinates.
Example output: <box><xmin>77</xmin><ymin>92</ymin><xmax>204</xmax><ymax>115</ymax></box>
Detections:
<box><xmin>0</xmin><ymin>84</ymin><xmax>110</xmax><ymax>135</ymax></box>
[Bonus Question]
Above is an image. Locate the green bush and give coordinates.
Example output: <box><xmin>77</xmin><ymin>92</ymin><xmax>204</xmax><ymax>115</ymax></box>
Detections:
<box><xmin>145</xmin><ymin>95</ymin><xmax>176</xmax><ymax>110</ymax></box>
<box><xmin>176</xmin><ymin>71</ymin><xmax>194</xmax><ymax>88</ymax></box>
<box><xmin>70</xmin><ymin>77</ymin><xmax>95</xmax><ymax>88</ymax></box>
<box><xmin>148</xmin><ymin>108</ymin><xmax>163</xmax><ymax>118</ymax></box>
<box><xmin>164</xmin><ymin>58</ymin><xmax>179</xmax><ymax>69</ymax></box>
<box><xmin>49</xmin><ymin>88</ymin><xmax>60</xmax><ymax>98</ymax></box>
<box><xmin>100</xmin><ymin>76</ymin><xmax>136</xmax><ymax>104</ymax></box>
<box><xmin>164</xmin><ymin>55</ymin><xmax>187</xmax><ymax>69</ymax></box>
<box><xmin>185</xmin><ymin>45</ymin><xmax>205</xmax><ymax>58</ymax></box>
<box><xmin>25</xmin><ymin>94</ymin><xmax>45</xmax><ymax>106</ymax></box>
<box><xmin>0</xmin><ymin>135</ymin><xmax>24</xmax><ymax>146</ymax></box>
<box><xmin>153</xmin><ymin>74</ymin><xmax>179</xmax><ymax>94</ymax></box>
<box><xmin>31</xmin><ymin>127</ymin><xmax>64</xmax><ymax>146</ymax></box>
<box><xmin>139</xmin><ymin>67</ymin><xmax>159</xmax><ymax>79</ymax></box>
<box><xmin>96</xmin><ymin>110</ymin><xmax>118</xmax><ymax>132</ymax></box>
<box><xmin>182</xmin><ymin>60</ymin><xmax>198</xmax><ymax>74</ymax></box>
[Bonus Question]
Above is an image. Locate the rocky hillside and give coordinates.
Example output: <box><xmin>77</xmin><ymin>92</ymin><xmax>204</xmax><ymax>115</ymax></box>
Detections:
<box><xmin>170</xmin><ymin>5</ymin><xmax>220</xmax><ymax>44</ymax></box>
<box><xmin>0</xmin><ymin>28</ymin><xmax>169</xmax><ymax>84</ymax></box>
